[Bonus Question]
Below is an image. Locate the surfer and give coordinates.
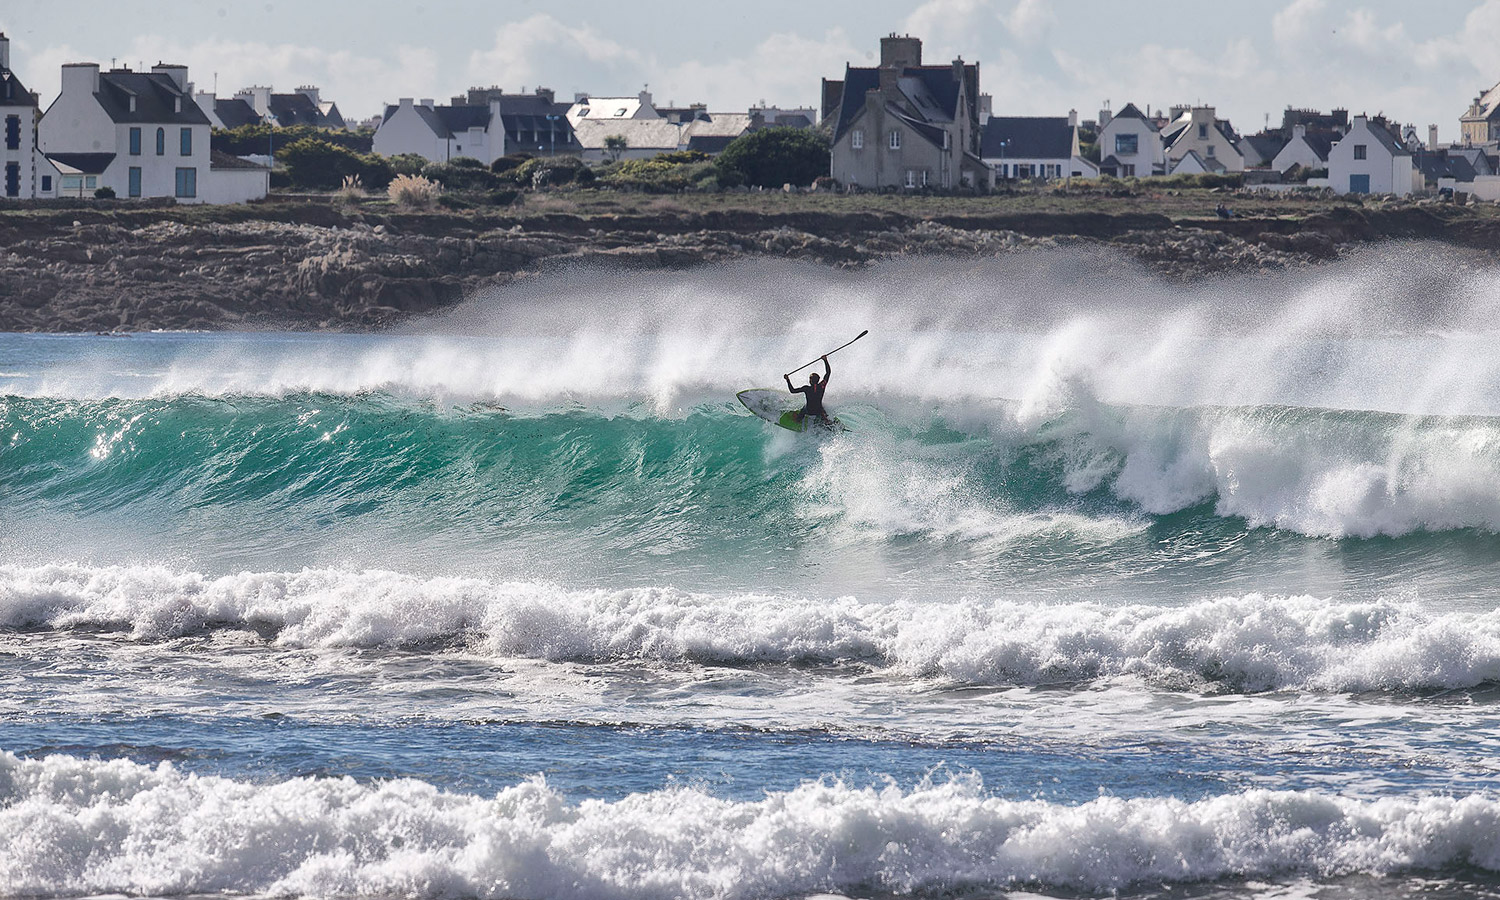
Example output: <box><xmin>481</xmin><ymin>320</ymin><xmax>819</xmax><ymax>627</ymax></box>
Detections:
<box><xmin>785</xmin><ymin>355</ymin><xmax>831</xmax><ymax>426</ymax></box>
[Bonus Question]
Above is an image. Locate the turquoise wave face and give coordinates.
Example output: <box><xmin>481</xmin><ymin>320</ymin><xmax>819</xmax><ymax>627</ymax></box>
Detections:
<box><xmin>7</xmin><ymin>392</ymin><xmax>1500</xmax><ymax>601</ymax></box>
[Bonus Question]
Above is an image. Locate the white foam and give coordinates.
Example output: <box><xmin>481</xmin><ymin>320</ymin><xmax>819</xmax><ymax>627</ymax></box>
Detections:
<box><xmin>6</xmin><ymin>564</ymin><xmax>1500</xmax><ymax>693</ymax></box>
<box><xmin>3</xmin><ymin>752</ymin><xmax>1499</xmax><ymax>898</ymax></box>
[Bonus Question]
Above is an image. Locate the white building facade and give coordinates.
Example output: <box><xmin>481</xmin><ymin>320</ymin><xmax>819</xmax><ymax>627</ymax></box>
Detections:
<box><xmin>1096</xmin><ymin>103</ymin><xmax>1165</xmax><ymax>177</ymax></box>
<box><xmin>0</xmin><ymin>33</ymin><xmax>57</xmax><ymax>198</ymax></box>
<box><xmin>1327</xmin><ymin>115</ymin><xmax>1419</xmax><ymax>195</ymax></box>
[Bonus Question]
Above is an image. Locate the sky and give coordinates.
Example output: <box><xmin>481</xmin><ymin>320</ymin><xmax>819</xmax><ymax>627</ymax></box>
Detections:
<box><xmin>3</xmin><ymin>1</ymin><xmax>1500</xmax><ymax>141</ymax></box>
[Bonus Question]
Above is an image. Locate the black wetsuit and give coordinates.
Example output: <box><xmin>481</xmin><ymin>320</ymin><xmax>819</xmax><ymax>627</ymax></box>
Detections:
<box><xmin>793</xmin><ymin>380</ymin><xmax>828</xmax><ymax>421</ymax></box>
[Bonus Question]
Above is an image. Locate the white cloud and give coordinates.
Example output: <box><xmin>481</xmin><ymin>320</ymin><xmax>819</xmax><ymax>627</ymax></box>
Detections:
<box><xmin>1003</xmin><ymin>0</ymin><xmax>1056</xmax><ymax>41</ymax></box>
<box><xmin>1271</xmin><ymin>0</ymin><xmax>1327</xmax><ymax>45</ymax></box>
<box><xmin>466</xmin><ymin>13</ymin><xmax>644</xmax><ymax>93</ymax></box>
<box><xmin>902</xmin><ymin>0</ymin><xmax>997</xmax><ymax>60</ymax></box>
<box><xmin>655</xmin><ymin>30</ymin><xmax>862</xmax><ymax>111</ymax></box>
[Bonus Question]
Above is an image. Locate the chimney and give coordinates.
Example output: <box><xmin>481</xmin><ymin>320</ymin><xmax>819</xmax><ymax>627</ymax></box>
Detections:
<box><xmin>399</xmin><ymin>97</ymin><xmax>415</xmax><ymax>109</ymax></box>
<box><xmin>638</xmin><ymin>88</ymin><xmax>653</xmax><ymax>109</ymax></box>
<box><xmin>62</xmin><ymin>62</ymin><xmax>101</xmax><ymax>96</ymax></box>
<box><xmin>1068</xmin><ymin>108</ymin><xmax>1078</xmax><ymax>128</ymax></box>
<box><xmin>535</xmin><ymin>86</ymin><xmax>554</xmax><ymax>104</ymax></box>
<box><xmin>879</xmin><ymin>66</ymin><xmax>900</xmax><ymax>95</ymax></box>
<box><xmin>1429</xmin><ymin>124</ymin><xmax>1439</xmax><ymax>151</ymax></box>
<box><xmin>152</xmin><ymin>63</ymin><xmax>189</xmax><ymax>92</ymax></box>
<box><xmin>1098</xmin><ymin>106</ymin><xmax>1112</xmax><ymax>128</ymax></box>
<box><xmin>978</xmin><ymin>93</ymin><xmax>992</xmax><ymax>125</ymax></box>
<box><xmin>0</xmin><ymin>33</ymin><xmax>9</xmax><ymax>71</ymax></box>
<box><xmin>238</xmin><ymin>86</ymin><xmax>272</xmax><ymax>116</ymax></box>
<box><xmin>951</xmin><ymin>57</ymin><xmax>965</xmax><ymax>83</ymax></box>
<box><xmin>420</xmin><ymin>98</ymin><xmax>434</xmax><ymax>109</ymax></box>
<box><xmin>1293</xmin><ymin>123</ymin><xmax>1306</xmax><ymax>139</ymax></box>
<box><xmin>880</xmin><ymin>33</ymin><xmax>922</xmax><ymax>68</ymax></box>
<box><xmin>296</xmin><ymin>84</ymin><xmax>320</xmax><ymax>106</ymax></box>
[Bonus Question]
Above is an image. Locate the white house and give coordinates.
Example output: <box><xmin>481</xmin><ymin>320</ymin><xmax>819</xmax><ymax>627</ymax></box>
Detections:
<box><xmin>566</xmin><ymin>91</ymin><xmax>660</xmax><ymax>127</ymax></box>
<box><xmin>1271</xmin><ymin>124</ymin><xmax>1334</xmax><ymax>173</ymax></box>
<box><xmin>1096</xmin><ymin>103</ymin><xmax>1164</xmax><ymax>177</ymax></box>
<box><xmin>373</xmin><ymin>89</ymin><xmax>578</xmax><ymax>165</ymax></box>
<box><xmin>1160</xmin><ymin>106</ymin><xmax>1245</xmax><ymax>173</ymax></box>
<box><xmin>0</xmin><ymin>33</ymin><xmax>57</xmax><ymax>198</ymax></box>
<box><xmin>1168</xmin><ymin>149</ymin><xmax>1212</xmax><ymax>175</ymax></box>
<box><xmin>981</xmin><ymin>114</ymin><xmax>1095</xmax><ymax>180</ymax></box>
<box><xmin>1327</xmin><ymin>115</ymin><xmax>1419</xmax><ymax>195</ymax></box>
<box><xmin>39</xmin><ymin>61</ymin><xmax>265</xmax><ymax>203</ymax></box>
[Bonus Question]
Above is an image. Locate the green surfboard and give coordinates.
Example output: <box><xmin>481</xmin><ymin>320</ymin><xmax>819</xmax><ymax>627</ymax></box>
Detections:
<box><xmin>736</xmin><ymin>389</ymin><xmax>845</xmax><ymax>433</ymax></box>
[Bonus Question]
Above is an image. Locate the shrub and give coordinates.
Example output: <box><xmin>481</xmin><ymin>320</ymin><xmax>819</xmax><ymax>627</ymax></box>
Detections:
<box><xmin>601</xmin><ymin>157</ymin><xmax>720</xmax><ymax>193</ymax></box>
<box><xmin>279</xmin><ymin>138</ymin><xmax>394</xmax><ymax>190</ymax></box>
<box><xmin>437</xmin><ymin>195</ymin><xmax>474</xmax><ymax>210</ymax></box>
<box><xmin>420</xmin><ymin>160</ymin><xmax>501</xmax><ymax>192</ymax></box>
<box><xmin>387</xmin><ymin>154</ymin><xmax>429</xmax><ymax>177</ymax></box>
<box><xmin>487</xmin><ymin>189</ymin><xmax>521</xmax><ymax>206</ymax></box>
<box><xmin>491</xmin><ymin>153</ymin><xmax>534</xmax><ymax>175</ymax></box>
<box><xmin>387</xmin><ymin>173</ymin><xmax>439</xmax><ymax>208</ymax></box>
<box><xmin>212</xmin><ymin>124</ymin><xmax>373</xmax><ymax>157</ymax></box>
<box><xmin>94</xmin><ymin>186</ymin><xmax>116</xmax><ymax>199</ymax></box>
<box><xmin>715</xmin><ymin>127</ymin><xmax>829</xmax><ymax>188</ymax></box>
<box><xmin>513</xmin><ymin>156</ymin><xmax>592</xmax><ymax>189</ymax></box>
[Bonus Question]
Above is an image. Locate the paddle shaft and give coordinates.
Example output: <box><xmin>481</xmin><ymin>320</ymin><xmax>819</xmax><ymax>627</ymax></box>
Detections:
<box><xmin>785</xmin><ymin>330</ymin><xmax>868</xmax><ymax>377</ymax></box>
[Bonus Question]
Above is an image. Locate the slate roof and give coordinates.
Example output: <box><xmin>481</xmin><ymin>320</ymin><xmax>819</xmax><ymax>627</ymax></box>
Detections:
<box><xmin>980</xmin><ymin>117</ymin><xmax>1074</xmax><ymax>159</ymax></box>
<box><xmin>572</xmin><ymin>117</ymin><xmax>683</xmax><ymax>151</ymax></box>
<box><xmin>1110</xmin><ymin>103</ymin><xmax>1157</xmax><ymax>131</ymax></box>
<box><xmin>268</xmin><ymin>92</ymin><xmax>328</xmax><ymax>127</ymax></box>
<box><xmin>1414</xmin><ymin>150</ymin><xmax>1479</xmax><ymax>182</ymax></box>
<box><xmin>1242</xmin><ymin>134</ymin><xmax>1286</xmax><ymax>165</ymax></box>
<box><xmin>214</xmin><ymin>98</ymin><xmax>262</xmax><ymax>129</ymax></box>
<box><xmin>830</xmin><ymin>63</ymin><xmax>971</xmax><ymax>144</ymax></box>
<box><xmin>95</xmin><ymin>70</ymin><xmax>210</xmax><ymax>125</ymax></box>
<box><xmin>0</xmin><ymin>65</ymin><xmax>36</xmax><ymax>106</ymax></box>
<box><xmin>1356</xmin><ymin>119</ymin><xmax>1411</xmax><ymax>157</ymax></box>
<box><xmin>46</xmin><ymin>152</ymin><xmax>116</xmax><ymax>174</ymax></box>
<box><xmin>1465</xmin><ymin>80</ymin><xmax>1500</xmax><ymax>123</ymax></box>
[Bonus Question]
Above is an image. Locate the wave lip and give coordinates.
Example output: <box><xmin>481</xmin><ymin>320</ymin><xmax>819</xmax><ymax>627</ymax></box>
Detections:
<box><xmin>3</xmin><ymin>751</ymin><xmax>1500</xmax><ymax>899</ymax></box>
<box><xmin>7</xmin><ymin>564</ymin><xmax>1500</xmax><ymax>694</ymax></box>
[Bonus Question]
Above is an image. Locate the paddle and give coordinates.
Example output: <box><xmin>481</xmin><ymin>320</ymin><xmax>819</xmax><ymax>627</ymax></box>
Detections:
<box><xmin>784</xmin><ymin>330</ymin><xmax>868</xmax><ymax>377</ymax></box>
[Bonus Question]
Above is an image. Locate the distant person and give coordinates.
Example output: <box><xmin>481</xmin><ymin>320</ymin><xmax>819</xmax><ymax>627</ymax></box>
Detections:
<box><xmin>785</xmin><ymin>355</ymin><xmax>831</xmax><ymax>426</ymax></box>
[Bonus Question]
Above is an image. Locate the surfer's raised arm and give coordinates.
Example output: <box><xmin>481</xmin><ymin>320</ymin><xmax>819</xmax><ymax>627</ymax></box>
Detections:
<box><xmin>784</xmin><ymin>372</ymin><xmax>796</xmax><ymax>393</ymax></box>
<box><xmin>821</xmin><ymin>355</ymin><xmax>830</xmax><ymax>386</ymax></box>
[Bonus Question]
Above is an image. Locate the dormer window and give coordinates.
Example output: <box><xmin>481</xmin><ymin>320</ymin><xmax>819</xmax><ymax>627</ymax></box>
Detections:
<box><xmin>889</xmin><ymin>129</ymin><xmax>901</xmax><ymax>150</ymax></box>
<box><xmin>614</xmin><ymin>108</ymin><xmax>627</xmax><ymax>116</ymax></box>
<box><xmin>578</xmin><ymin>108</ymin><xmax>590</xmax><ymax>117</ymax></box>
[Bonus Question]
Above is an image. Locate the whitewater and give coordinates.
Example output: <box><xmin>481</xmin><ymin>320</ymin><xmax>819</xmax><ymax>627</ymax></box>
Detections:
<box><xmin>7</xmin><ymin>246</ymin><xmax>1500</xmax><ymax>899</ymax></box>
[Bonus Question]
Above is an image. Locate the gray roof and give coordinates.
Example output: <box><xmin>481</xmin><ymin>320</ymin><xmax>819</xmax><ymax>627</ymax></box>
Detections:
<box><xmin>268</xmin><ymin>93</ymin><xmax>325</xmax><ymax>127</ymax></box>
<box><xmin>214</xmin><ymin>98</ymin><xmax>262</xmax><ymax>129</ymax></box>
<box><xmin>46</xmin><ymin>152</ymin><xmax>116</xmax><ymax>174</ymax></box>
<box><xmin>95</xmin><ymin>70</ymin><xmax>210</xmax><ymax>125</ymax></box>
<box><xmin>0</xmin><ymin>66</ymin><xmax>36</xmax><ymax>107</ymax></box>
<box><xmin>1110</xmin><ymin>103</ymin><xmax>1158</xmax><ymax>131</ymax></box>
<box><xmin>830</xmin><ymin>63</ymin><xmax>971</xmax><ymax>144</ymax></box>
<box><xmin>981</xmin><ymin>117</ymin><xmax>1073</xmax><ymax>159</ymax></box>
<box><xmin>1242</xmin><ymin>134</ymin><xmax>1286</xmax><ymax>163</ymax></box>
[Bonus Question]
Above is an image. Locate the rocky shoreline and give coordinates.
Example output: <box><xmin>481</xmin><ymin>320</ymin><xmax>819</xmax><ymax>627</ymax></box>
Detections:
<box><xmin>0</xmin><ymin>203</ymin><xmax>1495</xmax><ymax>332</ymax></box>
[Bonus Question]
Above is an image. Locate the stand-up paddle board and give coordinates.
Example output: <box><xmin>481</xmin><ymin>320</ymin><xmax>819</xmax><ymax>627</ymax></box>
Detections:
<box><xmin>736</xmin><ymin>389</ymin><xmax>845</xmax><ymax>433</ymax></box>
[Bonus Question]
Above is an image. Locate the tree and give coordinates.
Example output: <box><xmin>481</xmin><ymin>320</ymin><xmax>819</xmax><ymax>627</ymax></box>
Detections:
<box><xmin>603</xmin><ymin>134</ymin><xmax>628</xmax><ymax>163</ymax></box>
<box><xmin>714</xmin><ymin>127</ymin><xmax>829</xmax><ymax>189</ymax></box>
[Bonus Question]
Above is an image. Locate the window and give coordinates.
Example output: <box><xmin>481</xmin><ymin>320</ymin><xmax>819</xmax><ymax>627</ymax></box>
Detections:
<box><xmin>180</xmin><ymin>128</ymin><xmax>192</xmax><ymax>156</ymax></box>
<box><xmin>614</xmin><ymin>108</ymin><xmax>627</xmax><ymax>116</ymax></box>
<box><xmin>175</xmin><ymin>167</ymin><xmax>196</xmax><ymax>198</ymax></box>
<box><xmin>4</xmin><ymin>162</ymin><xmax>18</xmax><ymax>197</ymax></box>
<box><xmin>41</xmin><ymin>175</ymin><xmax>52</xmax><ymax>192</ymax></box>
<box><xmin>1115</xmin><ymin>133</ymin><xmax>1138</xmax><ymax>154</ymax></box>
<box><xmin>921</xmin><ymin>170</ymin><xmax>929</xmax><ymax>186</ymax></box>
<box><xmin>129</xmin><ymin>127</ymin><xmax>141</xmax><ymax>156</ymax></box>
<box><xmin>889</xmin><ymin>129</ymin><xmax>901</xmax><ymax>150</ymax></box>
<box><xmin>904</xmin><ymin>169</ymin><xmax>916</xmax><ymax>188</ymax></box>
<box><xmin>1198</xmin><ymin>123</ymin><xmax>1208</xmax><ymax>139</ymax></box>
<box><xmin>851</xmin><ymin>129</ymin><xmax>863</xmax><ymax>149</ymax></box>
<box><xmin>1206</xmin><ymin>144</ymin><xmax>1216</xmax><ymax>158</ymax></box>
<box><xmin>4</xmin><ymin>115</ymin><xmax>19</xmax><ymax>151</ymax></box>
<box><xmin>128</xmin><ymin>166</ymin><xmax>142</xmax><ymax>198</ymax></box>
<box><xmin>578</xmin><ymin>108</ymin><xmax>590</xmax><ymax>117</ymax></box>
<box><xmin>61</xmin><ymin>175</ymin><xmax>83</xmax><ymax>194</ymax></box>
<box><xmin>156</xmin><ymin>128</ymin><xmax>165</xmax><ymax>155</ymax></box>
<box><xmin>85</xmin><ymin>176</ymin><xmax>97</xmax><ymax>189</ymax></box>
<box><xmin>1353</xmin><ymin>144</ymin><xmax>1367</xmax><ymax>160</ymax></box>
<box><xmin>1121</xmin><ymin>163</ymin><xmax>1136</xmax><ymax>177</ymax></box>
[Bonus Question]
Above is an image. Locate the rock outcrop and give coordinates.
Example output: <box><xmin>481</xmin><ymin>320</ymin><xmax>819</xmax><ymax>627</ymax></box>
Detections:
<box><xmin>0</xmin><ymin>204</ymin><xmax>1487</xmax><ymax>332</ymax></box>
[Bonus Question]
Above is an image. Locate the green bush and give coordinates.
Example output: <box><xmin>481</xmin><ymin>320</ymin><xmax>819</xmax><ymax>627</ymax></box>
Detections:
<box><xmin>278</xmin><ymin>138</ymin><xmax>394</xmax><ymax>190</ymax></box>
<box><xmin>94</xmin><ymin>186</ymin><xmax>116</xmax><ymax>199</ymax></box>
<box><xmin>598</xmin><ymin>153</ymin><xmax>722</xmax><ymax>192</ymax></box>
<box><xmin>513</xmin><ymin>156</ymin><xmax>592</xmax><ymax>188</ymax></box>
<box><xmin>387</xmin><ymin>153</ymin><xmax>429</xmax><ymax>177</ymax></box>
<box><xmin>437</xmin><ymin>194</ymin><xmax>474</xmax><ymax>210</ymax></box>
<box><xmin>420</xmin><ymin>160</ymin><xmax>501</xmax><ymax>192</ymax></box>
<box><xmin>715</xmin><ymin>127</ymin><xmax>829</xmax><ymax>188</ymax></box>
<box><xmin>487</xmin><ymin>189</ymin><xmax>521</xmax><ymax>206</ymax></box>
<box><xmin>490</xmin><ymin>153</ymin><xmax>534</xmax><ymax>175</ymax></box>
<box><xmin>212</xmin><ymin>124</ymin><xmax>373</xmax><ymax>157</ymax></box>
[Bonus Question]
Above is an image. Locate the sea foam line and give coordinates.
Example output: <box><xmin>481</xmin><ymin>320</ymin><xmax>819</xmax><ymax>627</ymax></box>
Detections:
<box><xmin>2</xmin><ymin>751</ymin><xmax>1499</xmax><ymax>899</ymax></box>
<box><xmin>4</xmin><ymin>563</ymin><xmax>1500</xmax><ymax>693</ymax></box>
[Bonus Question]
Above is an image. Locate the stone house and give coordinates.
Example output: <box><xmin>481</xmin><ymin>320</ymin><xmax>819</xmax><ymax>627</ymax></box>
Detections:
<box><xmin>1462</xmin><ymin>81</ymin><xmax>1500</xmax><ymax>145</ymax></box>
<box><xmin>821</xmin><ymin>34</ymin><xmax>990</xmax><ymax>190</ymax></box>
<box><xmin>373</xmin><ymin>88</ymin><xmax>578</xmax><ymax>165</ymax></box>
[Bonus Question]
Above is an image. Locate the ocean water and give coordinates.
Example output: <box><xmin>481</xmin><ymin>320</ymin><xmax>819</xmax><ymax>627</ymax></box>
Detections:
<box><xmin>7</xmin><ymin>248</ymin><xmax>1500</xmax><ymax>898</ymax></box>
